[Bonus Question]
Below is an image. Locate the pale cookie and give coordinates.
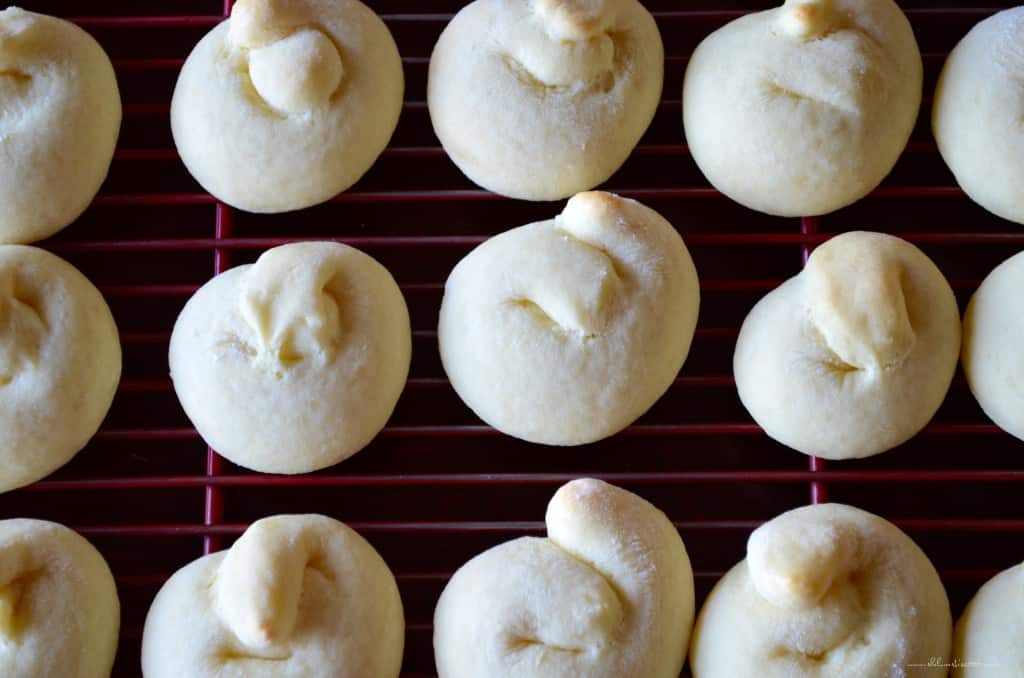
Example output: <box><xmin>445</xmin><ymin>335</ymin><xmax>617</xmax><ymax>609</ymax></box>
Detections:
<box><xmin>734</xmin><ymin>231</ymin><xmax>960</xmax><ymax>459</ymax></box>
<box><xmin>952</xmin><ymin>560</ymin><xmax>1024</xmax><ymax>677</ymax></box>
<box><xmin>962</xmin><ymin>251</ymin><xmax>1024</xmax><ymax>442</ymax></box>
<box><xmin>0</xmin><ymin>245</ymin><xmax>121</xmax><ymax>492</ymax></box>
<box><xmin>170</xmin><ymin>241</ymin><xmax>411</xmax><ymax>474</ymax></box>
<box><xmin>428</xmin><ymin>0</ymin><xmax>664</xmax><ymax>200</ymax></box>
<box><xmin>933</xmin><ymin>7</ymin><xmax>1024</xmax><ymax>224</ymax></box>
<box><xmin>171</xmin><ymin>0</ymin><xmax>404</xmax><ymax>212</ymax></box>
<box><xmin>690</xmin><ymin>503</ymin><xmax>953</xmax><ymax>677</ymax></box>
<box><xmin>438</xmin><ymin>191</ymin><xmax>700</xmax><ymax>445</ymax></box>
<box><xmin>0</xmin><ymin>8</ymin><xmax>121</xmax><ymax>243</ymax></box>
<box><xmin>683</xmin><ymin>0</ymin><xmax>922</xmax><ymax>216</ymax></box>
<box><xmin>142</xmin><ymin>514</ymin><xmax>404</xmax><ymax>678</ymax></box>
<box><xmin>0</xmin><ymin>519</ymin><xmax>120</xmax><ymax>678</ymax></box>
<box><xmin>434</xmin><ymin>478</ymin><xmax>695</xmax><ymax>678</ymax></box>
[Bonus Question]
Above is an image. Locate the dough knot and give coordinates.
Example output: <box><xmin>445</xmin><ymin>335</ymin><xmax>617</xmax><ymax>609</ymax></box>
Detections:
<box><xmin>508</xmin><ymin>0</ymin><xmax>618</xmax><ymax>87</ymax></box>
<box><xmin>748</xmin><ymin>510</ymin><xmax>861</xmax><ymax>609</ymax></box>
<box><xmin>805</xmin><ymin>233</ymin><xmax>916</xmax><ymax>371</ymax></box>
<box><xmin>215</xmin><ymin>516</ymin><xmax>335</xmax><ymax>649</ymax></box>
<box><xmin>0</xmin><ymin>268</ymin><xmax>44</xmax><ymax>386</ymax></box>
<box><xmin>779</xmin><ymin>0</ymin><xmax>838</xmax><ymax>40</ymax></box>
<box><xmin>230</xmin><ymin>0</ymin><xmax>343</xmax><ymax>113</ymax></box>
<box><xmin>239</xmin><ymin>243</ymin><xmax>342</xmax><ymax>370</ymax></box>
<box><xmin>506</xmin><ymin>195</ymin><xmax>626</xmax><ymax>338</ymax></box>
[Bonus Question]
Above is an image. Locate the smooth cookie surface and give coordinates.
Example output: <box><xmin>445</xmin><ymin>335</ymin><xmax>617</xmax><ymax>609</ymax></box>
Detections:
<box><xmin>0</xmin><ymin>519</ymin><xmax>121</xmax><ymax>678</ymax></box>
<box><xmin>690</xmin><ymin>503</ymin><xmax>952</xmax><ymax>677</ymax></box>
<box><xmin>933</xmin><ymin>8</ymin><xmax>1024</xmax><ymax>224</ymax></box>
<box><xmin>0</xmin><ymin>8</ymin><xmax>121</xmax><ymax>243</ymax></box>
<box><xmin>0</xmin><ymin>245</ymin><xmax>121</xmax><ymax>492</ymax></box>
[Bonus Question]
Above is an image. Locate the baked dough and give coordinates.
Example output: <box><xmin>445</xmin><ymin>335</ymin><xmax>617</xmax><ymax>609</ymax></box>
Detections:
<box><xmin>951</xmin><ymin>561</ymin><xmax>1024</xmax><ymax>677</ymax></box>
<box><xmin>142</xmin><ymin>514</ymin><xmax>404</xmax><ymax>678</ymax></box>
<box><xmin>438</xmin><ymin>191</ymin><xmax>699</xmax><ymax>445</ymax></box>
<box><xmin>933</xmin><ymin>8</ymin><xmax>1024</xmax><ymax>224</ymax></box>
<box><xmin>434</xmin><ymin>478</ymin><xmax>694</xmax><ymax>678</ymax></box>
<box><xmin>428</xmin><ymin>0</ymin><xmax>664</xmax><ymax>200</ymax></box>
<box><xmin>683</xmin><ymin>0</ymin><xmax>922</xmax><ymax>216</ymax></box>
<box><xmin>962</xmin><ymin>251</ymin><xmax>1024</xmax><ymax>441</ymax></box>
<box><xmin>170</xmin><ymin>241</ymin><xmax>411</xmax><ymax>474</ymax></box>
<box><xmin>0</xmin><ymin>518</ymin><xmax>120</xmax><ymax>678</ymax></box>
<box><xmin>734</xmin><ymin>231</ymin><xmax>960</xmax><ymax>459</ymax></box>
<box><xmin>0</xmin><ymin>7</ymin><xmax>121</xmax><ymax>243</ymax></box>
<box><xmin>171</xmin><ymin>0</ymin><xmax>403</xmax><ymax>212</ymax></box>
<box><xmin>0</xmin><ymin>245</ymin><xmax>121</xmax><ymax>492</ymax></box>
<box><xmin>690</xmin><ymin>503</ymin><xmax>952</xmax><ymax>677</ymax></box>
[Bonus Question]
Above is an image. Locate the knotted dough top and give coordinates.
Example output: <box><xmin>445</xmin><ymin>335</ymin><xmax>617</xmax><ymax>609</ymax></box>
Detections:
<box><xmin>734</xmin><ymin>231</ymin><xmax>960</xmax><ymax>459</ymax></box>
<box><xmin>428</xmin><ymin>0</ymin><xmax>664</xmax><ymax>200</ymax></box>
<box><xmin>438</xmin><ymin>191</ymin><xmax>700</xmax><ymax>445</ymax></box>
<box><xmin>434</xmin><ymin>478</ymin><xmax>695</xmax><ymax>678</ymax></box>
<box><xmin>0</xmin><ymin>519</ymin><xmax>120</xmax><ymax>678</ymax></box>
<box><xmin>0</xmin><ymin>245</ymin><xmax>121</xmax><ymax>492</ymax></box>
<box><xmin>170</xmin><ymin>0</ymin><xmax>404</xmax><ymax>212</ymax></box>
<box><xmin>683</xmin><ymin>0</ymin><xmax>922</xmax><ymax>216</ymax></box>
<box><xmin>690</xmin><ymin>503</ymin><xmax>952</xmax><ymax>677</ymax></box>
<box><xmin>169</xmin><ymin>241</ymin><xmax>411</xmax><ymax>474</ymax></box>
<box><xmin>142</xmin><ymin>514</ymin><xmax>404</xmax><ymax>678</ymax></box>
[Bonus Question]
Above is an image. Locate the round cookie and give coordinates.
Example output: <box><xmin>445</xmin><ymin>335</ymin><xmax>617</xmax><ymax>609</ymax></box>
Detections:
<box><xmin>962</xmin><ymin>251</ymin><xmax>1024</xmax><ymax>441</ymax></box>
<box><xmin>0</xmin><ymin>7</ymin><xmax>121</xmax><ymax>243</ymax></box>
<box><xmin>171</xmin><ymin>0</ymin><xmax>403</xmax><ymax>213</ymax></box>
<box><xmin>0</xmin><ymin>245</ymin><xmax>121</xmax><ymax>492</ymax></box>
<box><xmin>734</xmin><ymin>231</ymin><xmax>960</xmax><ymax>460</ymax></box>
<box><xmin>169</xmin><ymin>241</ymin><xmax>411</xmax><ymax>474</ymax></box>
<box><xmin>0</xmin><ymin>519</ymin><xmax>120</xmax><ymax>678</ymax></box>
<box><xmin>428</xmin><ymin>0</ymin><xmax>664</xmax><ymax>200</ymax></box>
<box><xmin>951</xmin><ymin>560</ymin><xmax>1024</xmax><ymax>677</ymax></box>
<box><xmin>438</xmin><ymin>191</ymin><xmax>699</xmax><ymax>445</ymax></box>
<box><xmin>933</xmin><ymin>8</ymin><xmax>1024</xmax><ymax>224</ymax></box>
<box><xmin>683</xmin><ymin>0</ymin><xmax>922</xmax><ymax>216</ymax></box>
<box><xmin>690</xmin><ymin>503</ymin><xmax>952</xmax><ymax>677</ymax></box>
<box><xmin>434</xmin><ymin>478</ymin><xmax>695</xmax><ymax>678</ymax></box>
<box><xmin>142</xmin><ymin>514</ymin><xmax>404</xmax><ymax>678</ymax></box>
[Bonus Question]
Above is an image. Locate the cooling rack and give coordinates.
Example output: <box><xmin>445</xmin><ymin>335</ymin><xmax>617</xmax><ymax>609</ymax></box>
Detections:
<box><xmin>4</xmin><ymin>0</ymin><xmax>1024</xmax><ymax>675</ymax></box>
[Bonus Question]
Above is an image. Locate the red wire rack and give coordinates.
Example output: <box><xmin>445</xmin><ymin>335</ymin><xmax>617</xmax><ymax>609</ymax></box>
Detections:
<box><xmin>4</xmin><ymin>1</ymin><xmax>1024</xmax><ymax>675</ymax></box>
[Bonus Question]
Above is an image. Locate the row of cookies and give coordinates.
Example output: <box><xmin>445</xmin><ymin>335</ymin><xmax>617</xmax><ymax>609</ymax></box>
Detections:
<box><xmin>3</xmin><ymin>190</ymin><xmax>1024</xmax><ymax>491</ymax></box>
<box><xmin>168</xmin><ymin>193</ymin><xmax>1024</xmax><ymax>468</ymax></box>
<box><xmin>1</xmin><ymin>479</ymin><xmax>1016</xmax><ymax>676</ymax></box>
<box><xmin>168</xmin><ymin>0</ymin><xmax>1024</xmax><ymax>222</ymax></box>
<box><xmin>4</xmin><ymin>1</ymin><xmax>1024</xmax><ymax>248</ymax></box>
